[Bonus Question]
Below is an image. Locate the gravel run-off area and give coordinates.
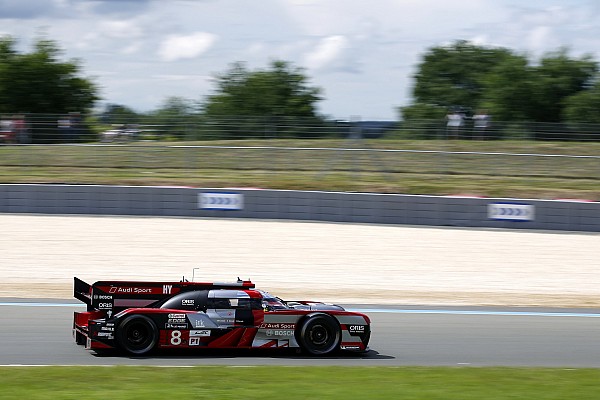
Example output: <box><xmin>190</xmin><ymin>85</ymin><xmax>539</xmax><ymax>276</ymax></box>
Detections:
<box><xmin>1</xmin><ymin>214</ymin><xmax>598</xmax><ymax>308</ymax></box>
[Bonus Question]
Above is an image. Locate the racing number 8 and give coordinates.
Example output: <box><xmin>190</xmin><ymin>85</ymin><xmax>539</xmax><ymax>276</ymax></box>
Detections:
<box><xmin>170</xmin><ymin>330</ymin><xmax>182</xmax><ymax>345</ymax></box>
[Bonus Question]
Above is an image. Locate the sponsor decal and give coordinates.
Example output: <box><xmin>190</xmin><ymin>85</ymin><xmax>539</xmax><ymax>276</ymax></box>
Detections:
<box><xmin>259</xmin><ymin>323</ymin><xmax>295</xmax><ymax>330</ymax></box>
<box><xmin>266</xmin><ymin>330</ymin><xmax>294</xmax><ymax>337</ymax></box>
<box><xmin>168</xmin><ymin>318</ymin><xmax>187</xmax><ymax>324</ymax></box>
<box><xmin>108</xmin><ymin>287</ymin><xmax>153</xmax><ymax>294</ymax></box>
<box><xmin>189</xmin><ymin>337</ymin><xmax>200</xmax><ymax>346</ymax></box>
<box><xmin>190</xmin><ymin>330</ymin><xmax>211</xmax><ymax>337</ymax></box>
<box><xmin>163</xmin><ymin>285</ymin><xmax>173</xmax><ymax>294</ymax></box>
<box><xmin>165</xmin><ymin>323</ymin><xmax>188</xmax><ymax>329</ymax></box>
<box><xmin>98</xmin><ymin>303</ymin><xmax>112</xmax><ymax>309</ymax></box>
<box><xmin>97</xmin><ymin>332</ymin><xmax>114</xmax><ymax>339</ymax></box>
<box><xmin>199</xmin><ymin>192</ymin><xmax>244</xmax><ymax>211</ymax></box>
<box><xmin>488</xmin><ymin>203</ymin><xmax>534</xmax><ymax>221</ymax></box>
<box><xmin>348</xmin><ymin>325</ymin><xmax>365</xmax><ymax>333</ymax></box>
<box><xmin>182</xmin><ymin>299</ymin><xmax>195</xmax><ymax>306</ymax></box>
<box><xmin>194</xmin><ymin>319</ymin><xmax>205</xmax><ymax>328</ymax></box>
<box><xmin>341</xmin><ymin>345</ymin><xmax>361</xmax><ymax>350</ymax></box>
<box><xmin>168</xmin><ymin>313</ymin><xmax>186</xmax><ymax>319</ymax></box>
<box><xmin>94</xmin><ymin>294</ymin><xmax>113</xmax><ymax>300</ymax></box>
<box><xmin>100</xmin><ymin>326</ymin><xmax>114</xmax><ymax>332</ymax></box>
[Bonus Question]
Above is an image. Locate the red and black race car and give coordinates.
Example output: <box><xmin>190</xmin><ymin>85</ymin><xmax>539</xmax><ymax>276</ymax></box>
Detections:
<box><xmin>73</xmin><ymin>277</ymin><xmax>370</xmax><ymax>356</ymax></box>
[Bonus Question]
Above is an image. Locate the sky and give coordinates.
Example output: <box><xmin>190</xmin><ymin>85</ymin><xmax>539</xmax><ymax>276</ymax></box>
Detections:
<box><xmin>1</xmin><ymin>0</ymin><xmax>600</xmax><ymax>120</ymax></box>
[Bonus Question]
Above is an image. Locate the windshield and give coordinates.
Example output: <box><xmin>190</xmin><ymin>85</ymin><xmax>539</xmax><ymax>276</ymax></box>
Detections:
<box><xmin>258</xmin><ymin>290</ymin><xmax>288</xmax><ymax>310</ymax></box>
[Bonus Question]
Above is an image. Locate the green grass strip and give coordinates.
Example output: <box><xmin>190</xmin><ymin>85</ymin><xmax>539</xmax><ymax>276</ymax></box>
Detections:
<box><xmin>1</xmin><ymin>139</ymin><xmax>599</xmax><ymax>199</ymax></box>
<box><xmin>1</xmin><ymin>366</ymin><xmax>599</xmax><ymax>399</ymax></box>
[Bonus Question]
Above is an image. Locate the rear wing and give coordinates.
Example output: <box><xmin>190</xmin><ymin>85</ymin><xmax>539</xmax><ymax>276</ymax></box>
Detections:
<box><xmin>74</xmin><ymin>277</ymin><xmax>93</xmax><ymax>311</ymax></box>
<box><xmin>74</xmin><ymin>276</ymin><xmax>255</xmax><ymax>314</ymax></box>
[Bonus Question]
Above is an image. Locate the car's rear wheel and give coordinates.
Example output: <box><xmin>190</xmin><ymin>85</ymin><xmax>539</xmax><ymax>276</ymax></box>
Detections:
<box><xmin>297</xmin><ymin>314</ymin><xmax>341</xmax><ymax>355</ymax></box>
<box><xmin>116</xmin><ymin>315</ymin><xmax>158</xmax><ymax>356</ymax></box>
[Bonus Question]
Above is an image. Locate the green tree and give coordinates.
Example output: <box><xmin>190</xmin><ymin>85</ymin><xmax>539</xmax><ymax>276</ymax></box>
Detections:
<box><xmin>480</xmin><ymin>54</ymin><xmax>533</xmax><ymax>121</ymax></box>
<box><xmin>529</xmin><ymin>49</ymin><xmax>597</xmax><ymax>122</ymax></box>
<box><xmin>409</xmin><ymin>40</ymin><xmax>513</xmax><ymax>114</ymax></box>
<box><xmin>0</xmin><ymin>36</ymin><xmax>98</xmax><ymax>114</ymax></box>
<box><xmin>405</xmin><ymin>42</ymin><xmax>599</xmax><ymax>128</ymax></box>
<box><xmin>99</xmin><ymin>103</ymin><xmax>141</xmax><ymax>125</ymax></box>
<box><xmin>203</xmin><ymin>60</ymin><xmax>321</xmax><ymax>118</ymax></box>
<box><xmin>201</xmin><ymin>61</ymin><xmax>324</xmax><ymax>138</ymax></box>
<box><xmin>563</xmin><ymin>81</ymin><xmax>600</xmax><ymax>124</ymax></box>
<box><xmin>146</xmin><ymin>96</ymin><xmax>197</xmax><ymax>140</ymax></box>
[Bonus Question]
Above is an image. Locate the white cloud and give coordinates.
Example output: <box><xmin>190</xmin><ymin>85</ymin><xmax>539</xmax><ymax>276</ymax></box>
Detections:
<box><xmin>99</xmin><ymin>20</ymin><xmax>143</xmax><ymax>39</ymax></box>
<box><xmin>304</xmin><ymin>35</ymin><xmax>350</xmax><ymax>71</ymax></box>
<box><xmin>157</xmin><ymin>32</ymin><xmax>217</xmax><ymax>62</ymax></box>
<box><xmin>527</xmin><ymin>26</ymin><xmax>554</xmax><ymax>54</ymax></box>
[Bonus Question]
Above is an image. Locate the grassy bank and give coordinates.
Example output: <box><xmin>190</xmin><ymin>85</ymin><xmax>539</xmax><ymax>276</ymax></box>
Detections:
<box><xmin>2</xmin><ymin>366</ymin><xmax>599</xmax><ymax>399</ymax></box>
<box><xmin>1</xmin><ymin>139</ymin><xmax>599</xmax><ymax>200</ymax></box>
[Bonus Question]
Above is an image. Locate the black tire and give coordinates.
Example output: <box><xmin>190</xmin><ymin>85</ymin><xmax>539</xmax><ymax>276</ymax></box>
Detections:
<box><xmin>297</xmin><ymin>314</ymin><xmax>341</xmax><ymax>355</ymax></box>
<box><xmin>116</xmin><ymin>315</ymin><xmax>158</xmax><ymax>356</ymax></box>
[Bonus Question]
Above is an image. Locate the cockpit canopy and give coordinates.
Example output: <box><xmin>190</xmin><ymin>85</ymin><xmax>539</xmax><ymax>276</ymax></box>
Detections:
<box><xmin>160</xmin><ymin>289</ymin><xmax>265</xmax><ymax>311</ymax></box>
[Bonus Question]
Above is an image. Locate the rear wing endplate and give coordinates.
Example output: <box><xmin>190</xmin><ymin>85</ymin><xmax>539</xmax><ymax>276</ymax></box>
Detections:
<box><xmin>74</xmin><ymin>277</ymin><xmax>92</xmax><ymax>310</ymax></box>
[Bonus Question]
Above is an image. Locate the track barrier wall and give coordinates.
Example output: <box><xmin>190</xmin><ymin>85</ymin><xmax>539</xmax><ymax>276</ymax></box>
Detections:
<box><xmin>0</xmin><ymin>184</ymin><xmax>598</xmax><ymax>232</ymax></box>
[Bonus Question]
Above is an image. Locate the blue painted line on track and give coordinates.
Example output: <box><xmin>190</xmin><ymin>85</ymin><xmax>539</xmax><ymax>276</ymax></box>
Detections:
<box><xmin>1</xmin><ymin>302</ymin><xmax>600</xmax><ymax>318</ymax></box>
<box><xmin>0</xmin><ymin>302</ymin><xmax>83</xmax><ymax>307</ymax></box>
<box><xmin>349</xmin><ymin>308</ymin><xmax>600</xmax><ymax>318</ymax></box>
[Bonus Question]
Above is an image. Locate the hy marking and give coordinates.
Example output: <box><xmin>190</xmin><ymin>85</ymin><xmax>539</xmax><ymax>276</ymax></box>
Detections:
<box><xmin>1</xmin><ymin>302</ymin><xmax>600</xmax><ymax>318</ymax></box>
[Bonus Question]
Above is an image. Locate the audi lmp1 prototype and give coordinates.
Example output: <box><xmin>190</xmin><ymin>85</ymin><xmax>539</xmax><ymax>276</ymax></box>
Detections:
<box><xmin>73</xmin><ymin>277</ymin><xmax>371</xmax><ymax>356</ymax></box>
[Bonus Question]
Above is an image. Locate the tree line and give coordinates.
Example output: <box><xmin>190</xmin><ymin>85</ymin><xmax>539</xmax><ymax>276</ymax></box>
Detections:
<box><xmin>401</xmin><ymin>40</ymin><xmax>600</xmax><ymax>125</ymax></box>
<box><xmin>1</xmin><ymin>36</ymin><xmax>600</xmax><ymax>142</ymax></box>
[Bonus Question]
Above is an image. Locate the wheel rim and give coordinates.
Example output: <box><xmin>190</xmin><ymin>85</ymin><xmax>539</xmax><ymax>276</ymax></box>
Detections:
<box><xmin>308</xmin><ymin>324</ymin><xmax>329</xmax><ymax>347</ymax></box>
<box><xmin>119</xmin><ymin>316</ymin><xmax>157</xmax><ymax>354</ymax></box>
<box><xmin>127</xmin><ymin>322</ymin><xmax>149</xmax><ymax>346</ymax></box>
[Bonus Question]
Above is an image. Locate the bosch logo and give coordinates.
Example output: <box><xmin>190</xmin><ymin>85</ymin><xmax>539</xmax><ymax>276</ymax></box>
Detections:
<box><xmin>267</xmin><ymin>330</ymin><xmax>294</xmax><ymax>337</ymax></box>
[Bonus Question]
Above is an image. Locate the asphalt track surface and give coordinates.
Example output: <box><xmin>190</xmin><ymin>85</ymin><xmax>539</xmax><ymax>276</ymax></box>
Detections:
<box><xmin>2</xmin><ymin>300</ymin><xmax>599</xmax><ymax>367</ymax></box>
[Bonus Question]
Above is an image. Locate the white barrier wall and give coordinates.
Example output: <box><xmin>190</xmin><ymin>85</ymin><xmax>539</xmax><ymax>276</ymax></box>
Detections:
<box><xmin>0</xmin><ymin>184</ymin><xmax>598</xmax><ymax>231</ymax></box>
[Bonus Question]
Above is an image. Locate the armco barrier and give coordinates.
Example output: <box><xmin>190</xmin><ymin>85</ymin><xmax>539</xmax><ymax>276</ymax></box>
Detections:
<box><xmin>0</xmin><ymin>184</ymin><xmax>599</xmax><ymax>232</ymax></box>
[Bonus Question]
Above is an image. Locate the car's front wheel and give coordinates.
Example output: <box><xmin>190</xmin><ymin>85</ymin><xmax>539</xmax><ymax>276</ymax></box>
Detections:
<box><xmin>297</xmin><ymin>314</ymin><xmax>341</xmax><ymax>355</ymax></box>
<box><xmin>116</xmin><ymin>315</ymin><xmax>158</xmax><ymax>356</ymax></box>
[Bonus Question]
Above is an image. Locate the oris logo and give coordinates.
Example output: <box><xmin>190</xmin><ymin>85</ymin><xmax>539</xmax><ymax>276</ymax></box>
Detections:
<box><xmin>348</xmin><ymin>325</ymin><xmax>365</xmax><ymax>332</ymax></box>
<box><xmin>98</xmin><ymin>303</ymin><xmax>112</xmax><ymax>309</ymax></box>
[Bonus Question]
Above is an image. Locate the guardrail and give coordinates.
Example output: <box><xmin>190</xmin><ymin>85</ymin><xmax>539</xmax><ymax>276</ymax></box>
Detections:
<box><xmin>1</xmin><ymin>184</ymin><xmax>598</xmax><ymax>232</ymax></box>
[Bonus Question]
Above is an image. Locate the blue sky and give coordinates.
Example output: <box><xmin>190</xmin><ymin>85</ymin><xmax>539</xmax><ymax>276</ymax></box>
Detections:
<box><xmin>1</xmin><ymin>0</ymin><xmax>599</xmax><ymax>119</ymax></box>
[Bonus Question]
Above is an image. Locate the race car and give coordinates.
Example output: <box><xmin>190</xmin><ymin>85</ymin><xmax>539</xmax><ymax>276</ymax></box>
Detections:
<box><xmin>73</xmin><ymin>277</ymin><xmax>370</xmax><ymax>356</ymax></box>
